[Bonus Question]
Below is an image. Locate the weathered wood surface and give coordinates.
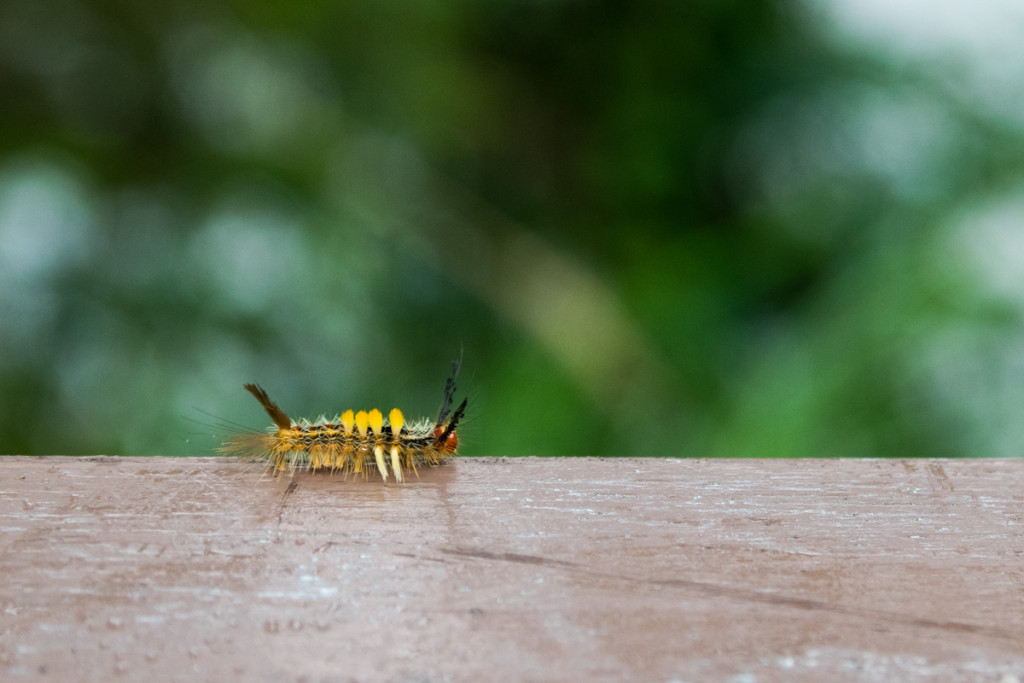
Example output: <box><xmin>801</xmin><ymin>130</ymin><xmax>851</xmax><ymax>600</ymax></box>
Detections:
<box><xmin>1</xmin><ymin>457</ymin><xmax>1022</xmax><ymax>682</ymax></box>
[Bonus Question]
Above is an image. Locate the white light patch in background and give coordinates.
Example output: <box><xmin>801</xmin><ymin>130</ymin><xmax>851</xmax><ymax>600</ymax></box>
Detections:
<box><xmin>166</xmin><ymin>24</ymin><xmax>336</xmax><ymax>156</ymax></box>
<box><xmin>0</xmin><ymin>157</ymin><xmax>94</xmax><ymax>283</ymax></box>
<box><xmin>0</xmin><ymin>157</ymin><xmax>96</xmax><ymax>360</ymax></box>
<box><xmin>818</xmin><ymin>0</ymin><xmax>1024</xmax><ymax>127</ymax></box>
<box><xmin>960</xmin><ymin>191</ymin><xmax>1024</xmax><ymax>308</ymax></box>
<box><xmin>189</xmin><ymin>198</ymin><xmax>312</xmax><ymax>315</ymax></box>
<box><xmin>922</xmin><ymin>192</ymin><xmax>1024</xmax><ymax>458</ymax></box>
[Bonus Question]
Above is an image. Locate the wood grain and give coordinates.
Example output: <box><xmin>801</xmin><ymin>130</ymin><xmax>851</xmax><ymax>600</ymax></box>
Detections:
<box><xmin>1</xmin><ymin>457</ymin><xmax>1022</xmax><ymax>681</ymax></box>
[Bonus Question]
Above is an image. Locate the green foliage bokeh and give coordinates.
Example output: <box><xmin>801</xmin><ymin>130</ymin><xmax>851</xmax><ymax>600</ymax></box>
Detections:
<box><xmin>1</xmin><ymin>0</ymin><xmax>1022</xmax><ymax>457</ymax></box>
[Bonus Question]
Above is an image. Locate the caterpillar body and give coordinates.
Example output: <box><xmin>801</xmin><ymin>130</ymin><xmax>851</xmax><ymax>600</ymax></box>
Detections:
<box><xmin>220</xmin><ymin>359</ymin><xmax>467</xmax><ymax>481</ymax></box>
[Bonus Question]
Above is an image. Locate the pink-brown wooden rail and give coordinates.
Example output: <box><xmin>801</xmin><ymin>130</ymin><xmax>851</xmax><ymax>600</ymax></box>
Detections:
<box><xmin>1</xmin><ymin>456</ymin><xmax>1022</xmax><ymax>681</ymax></box>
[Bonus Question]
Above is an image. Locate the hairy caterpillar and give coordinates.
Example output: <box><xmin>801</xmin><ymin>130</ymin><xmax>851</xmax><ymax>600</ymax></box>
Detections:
<box><xmin>220</xmin><ymin>359</ymin><xmax>467</xmax><ymax>481</ymax></box>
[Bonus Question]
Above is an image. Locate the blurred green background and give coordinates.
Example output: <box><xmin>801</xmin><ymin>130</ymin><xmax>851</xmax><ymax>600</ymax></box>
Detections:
<box><xmin>1</xmin><ymin>1</ymin><xmax>1022</xmax><ymax>458</ymax></box>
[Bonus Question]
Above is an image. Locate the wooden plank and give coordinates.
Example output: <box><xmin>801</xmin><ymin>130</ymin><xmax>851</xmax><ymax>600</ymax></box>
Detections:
<box><xmin>1</xmin><ymin>457</ymin><xmax>1023</xmax><ymax>681</ymax></box>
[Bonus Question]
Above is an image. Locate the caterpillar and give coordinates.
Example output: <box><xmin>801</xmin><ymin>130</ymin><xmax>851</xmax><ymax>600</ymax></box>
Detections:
<box><xmin>219</xmin><ymin>359</ymin><xmax>467</xmax><ymax>481</ymax></box>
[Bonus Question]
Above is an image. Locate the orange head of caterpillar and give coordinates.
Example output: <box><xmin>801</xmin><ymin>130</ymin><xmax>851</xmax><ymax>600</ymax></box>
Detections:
<box><xmin>433</xmin><ymin>425</ymin><xmax>459</xmax><ymax>453</ymax></box>
<box><xmin>433</xmin><ymin>396</ymin><xmax>467</xmax><ymax>454</ymax></box>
